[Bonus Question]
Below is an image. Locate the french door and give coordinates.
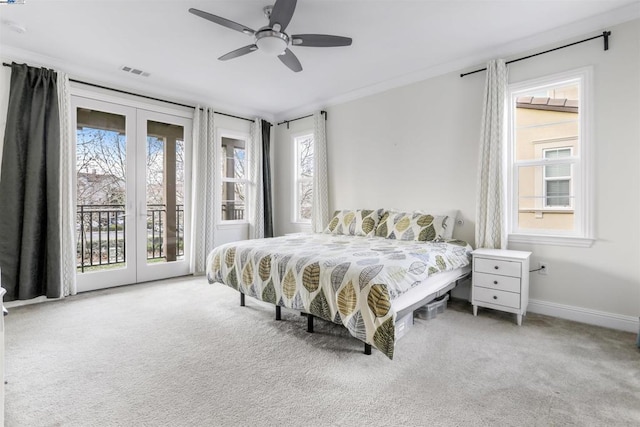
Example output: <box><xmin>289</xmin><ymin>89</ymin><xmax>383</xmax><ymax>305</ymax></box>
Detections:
<box><xmin>72</xmin><ymin>96</ymin><xmax>192</xmax><ymax>291</ymax></box>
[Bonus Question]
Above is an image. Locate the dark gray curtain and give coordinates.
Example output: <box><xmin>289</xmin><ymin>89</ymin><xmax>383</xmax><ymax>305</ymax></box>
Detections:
<box><xmin>261</xmin><ymin>119</ymin><xmax>273</xmax><ymax>238</ymax></box>
<box><xmin>0</xmin><ymin>63</ymin><xmax>61</xmax><ymax>300</ymax></box>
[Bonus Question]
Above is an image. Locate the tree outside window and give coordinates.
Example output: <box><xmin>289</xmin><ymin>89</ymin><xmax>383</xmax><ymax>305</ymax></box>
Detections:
<box><xmin>294</xmin><ymin>133</ymin><xmax>314</xmax><ymax>222</ymax></box>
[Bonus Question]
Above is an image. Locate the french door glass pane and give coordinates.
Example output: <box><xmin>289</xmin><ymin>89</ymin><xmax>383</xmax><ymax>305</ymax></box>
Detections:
<box><xmin>76</xmin><ymin>108</ymin><xmax>127</xmax><ymax>273</ymax></box>
<box><xmin>146</xmin><ymin>120</ymin><xmax>185</xmax><ymax>264</ymax></box>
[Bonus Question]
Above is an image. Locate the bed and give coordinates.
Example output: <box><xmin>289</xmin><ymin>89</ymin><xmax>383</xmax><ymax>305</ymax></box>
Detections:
<box><xmin>206</xmin><ymin>210</ymin><xmax>472</xmax><ymax>359</ymax></box>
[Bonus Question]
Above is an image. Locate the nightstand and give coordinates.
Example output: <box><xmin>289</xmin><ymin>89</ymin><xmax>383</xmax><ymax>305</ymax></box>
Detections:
<box><xmin>471</xmin><ymin>248</ymin><xmax>531</xmax><ymax>325</ymax></box>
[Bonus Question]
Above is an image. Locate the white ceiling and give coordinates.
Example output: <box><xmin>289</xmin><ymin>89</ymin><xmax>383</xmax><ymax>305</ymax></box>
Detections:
<box><xmin>1</xmin><ymin>1</ymin><xmax>638</xmax><ymax>121</ymax></box>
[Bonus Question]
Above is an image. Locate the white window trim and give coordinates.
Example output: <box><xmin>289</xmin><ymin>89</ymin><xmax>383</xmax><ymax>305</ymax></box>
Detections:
<box><xmin>71</xmin><ymin>85</ymin><xmax>193</xmax><ymax>119</ymax></box>
<box><xmin>217</xmin><ymin>128</ymin><xmax>250</xmax><ymax>226</ymax></box>
<box><xmin>507</xmin><ymin>67</ymin><xmax>594</xmax><ymax>248</ymax></box>
<box><xmin>291</xmin><ymin>130</ymin><xmax>314</xmax><ymax>224</ymax></box>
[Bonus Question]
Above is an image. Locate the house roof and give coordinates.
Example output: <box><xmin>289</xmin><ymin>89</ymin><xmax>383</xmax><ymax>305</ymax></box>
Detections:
<box><xmin>516</xmin><ymin>97</ymin><xmax>579</xmax><ymax>113</ymax></box>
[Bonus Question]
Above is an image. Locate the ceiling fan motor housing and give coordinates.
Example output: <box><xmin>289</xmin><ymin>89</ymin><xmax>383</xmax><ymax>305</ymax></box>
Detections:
<box><xmin>255</xmin><ymin>28</ymin><xmax>289</xmax><ymax>55</ymax></box>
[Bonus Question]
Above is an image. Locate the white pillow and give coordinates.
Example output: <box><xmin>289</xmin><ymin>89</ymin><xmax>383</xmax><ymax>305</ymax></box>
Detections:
<box><xmin>415</xmin><ymin>209</ymin><xmax>458</xmax><ymax>240</ymax></box>
<box><xmin>438</xmin><ymin>210</ymin><xmax>458</xmax><ymax>240</ymax></box>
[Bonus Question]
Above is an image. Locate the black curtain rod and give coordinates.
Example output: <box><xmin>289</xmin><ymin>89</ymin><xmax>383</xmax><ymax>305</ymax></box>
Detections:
<box><xmin>277</xmin><ymin>110</ymin><xmax>326</xmax><ymax>129</ymax></box>
<box><xmin>1</xmin><ymin>61</ymin><xmax>263</xmax><ymax>124</ymax></box>
<box><xmin>460</xmin><ymin>31</ymin><xmax>611</xmax><ymax>78</ymax></box>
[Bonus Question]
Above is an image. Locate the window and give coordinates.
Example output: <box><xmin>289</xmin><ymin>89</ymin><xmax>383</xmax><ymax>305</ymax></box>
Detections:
<box><xmin>507</xmin><ymin>67</ymin><xmax>592</xmax><ymax>247</ymax></box>
<box><xmin>543</xmin><ymin>147</ymin><xmax>572</xmax><ymax>207</ymax></box>
<box><xmin>293</xmin><ymin>132</ymin><xmax>314</xmax><ymax>223</ymax></box>
<box><xmin>221</xmin><ymin>137</ymin><xmax>246</xmax><ymax>222</ymax></box>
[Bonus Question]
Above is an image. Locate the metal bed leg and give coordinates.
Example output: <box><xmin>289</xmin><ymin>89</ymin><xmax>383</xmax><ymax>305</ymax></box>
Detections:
<box><xmin>240</xmin><ymin>292</ymin><xmax>245</xmax><ymax>307</ymax></box>
<box><xmin>364</xmin><ymin>343</ymin><xmax>372</xmax><ymax>355</ymax></box>
<box><xmin>275</xmin><ymin>305</ymin><xmax>281</xmax><ymax>320</ymax></box>
<box><xmin>307</xmin><ymin>314</ymin><xmax>314</xmax><ymax>333</ymax></box>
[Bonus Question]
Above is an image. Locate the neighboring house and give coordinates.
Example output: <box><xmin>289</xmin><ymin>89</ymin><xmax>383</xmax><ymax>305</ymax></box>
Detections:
<box><xmin>515</xmin><ymin>96</ymin><xmax>579</xmax><ymax>231</ymax></box>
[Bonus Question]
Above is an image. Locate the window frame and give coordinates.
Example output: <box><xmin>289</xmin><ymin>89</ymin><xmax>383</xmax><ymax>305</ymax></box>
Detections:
<box><xmin>506</xmin><ymin>67</ymin><xmax>594</xmax><ymax>247</ymax></box>
<box><xmin>217</xmin><ymin>129</ymin><xmax>250</xmax><ymax>225</ymax></box>
<box><xmin>291</xmin><ymin>130</ymin><xmax>314</xmax><ymax>224</ymax></box>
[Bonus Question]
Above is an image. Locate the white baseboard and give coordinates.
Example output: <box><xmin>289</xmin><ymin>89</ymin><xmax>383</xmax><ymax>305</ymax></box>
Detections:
<box><xmin>4</xmin><ymin>295</ymin><xmax>60</xmax><ymax>309</ymax></box>
<box><xmin>528</xmin><ymin>299</ymin><xmax>639</xmax><ymax>333</ymax></box>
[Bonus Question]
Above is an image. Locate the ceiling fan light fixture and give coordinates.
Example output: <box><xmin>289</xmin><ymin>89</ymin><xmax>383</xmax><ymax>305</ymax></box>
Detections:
<box><xmin>255</xmin><ymin>29</ymin><xmax>289</xmax><ymax>55</ymax></box>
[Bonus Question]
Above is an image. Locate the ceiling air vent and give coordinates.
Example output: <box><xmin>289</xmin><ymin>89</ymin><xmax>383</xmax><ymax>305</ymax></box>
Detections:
<box><xmin>121</xmin><ymin>66</ymin><xmax>150</xmax><ymax>77</ymax></box>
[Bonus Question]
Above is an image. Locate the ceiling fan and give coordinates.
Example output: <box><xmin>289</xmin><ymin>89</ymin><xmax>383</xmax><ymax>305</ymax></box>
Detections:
<box><xmin>189</xmin><ymin>0</ymin><xmax>352</xmax><ymax>72</ymax></box>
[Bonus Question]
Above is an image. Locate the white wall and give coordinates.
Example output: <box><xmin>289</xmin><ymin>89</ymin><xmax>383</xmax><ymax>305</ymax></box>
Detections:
<box><xmin>274</xmin><ymin>19</ymin><xmax>640</xmax><ymax>327</ymax></box>
<box><xmin>505</xmin><ymin>19</ymin><xmax>640</xmax><ymax>323</ymax></box>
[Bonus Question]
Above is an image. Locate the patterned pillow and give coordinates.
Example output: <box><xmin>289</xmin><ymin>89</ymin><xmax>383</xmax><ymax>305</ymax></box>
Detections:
<box><xmin>417</xmin><ymin>210</ymin><xmax>458</xmax><ymax>240</ymax></box>
<box><xmin>324</xmin><ymin>209</ymin><xmax>383</xmax><ymax>236</ymax></box>
<box><xmin>375</xmin><ymin>211</ymin><xmax>450</xmax><ymax>242</ymax></box>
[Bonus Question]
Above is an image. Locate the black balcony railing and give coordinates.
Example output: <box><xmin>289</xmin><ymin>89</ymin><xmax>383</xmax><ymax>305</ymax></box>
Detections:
<box><xmin>76</xmin><ymin>204</ymin><xmax>184</xmax><ymax>272</ymax></box>
<box><xmin>146</xmin><ymin>204</ymin><xmax>185</xmax><ymax>260</ymax></box>
<box><xmin>222</xmin><ymin>203</ymin><xmax>245</xmax><ymax>220</ymax></box>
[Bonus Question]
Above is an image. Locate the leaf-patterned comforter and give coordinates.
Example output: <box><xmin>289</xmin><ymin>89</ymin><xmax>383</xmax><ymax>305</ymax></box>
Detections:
<box><xmin>206</xmin><ymin>234</ymin><xmax>472</xmax><ymax>359</ymax></box>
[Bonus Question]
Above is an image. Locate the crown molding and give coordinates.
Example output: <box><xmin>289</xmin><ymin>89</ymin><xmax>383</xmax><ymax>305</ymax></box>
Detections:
<box><xmin>273</xmin><ymin>3</ymin><xmax>640</xmax><ymax>122</ymax></box>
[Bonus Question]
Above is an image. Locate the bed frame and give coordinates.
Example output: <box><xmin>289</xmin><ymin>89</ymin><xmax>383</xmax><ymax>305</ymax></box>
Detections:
<box><xmin>236</xmin><ymin>271</ymin><xmax>471</xmax><ymax>355</ymax></box>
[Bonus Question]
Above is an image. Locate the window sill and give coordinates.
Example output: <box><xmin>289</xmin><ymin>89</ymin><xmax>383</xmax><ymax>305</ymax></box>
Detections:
<box><xmin>509</xmin><ymin>234</ymin><xmax>594</xmax><ymax>248</ymax></box>
<box><xmin>217</xmin><ymin>221</ymin><xmax>248</xmax><ymax>229</ymax></box>
<box><xmin>291</xmin><ymin>221</ymin><xmax>312</xmax><ymax>226</ymax></box>
<box><xmin>518</xmin><ymin>209</ymin><xmax>574</xmax><ymax>214</ymax></box>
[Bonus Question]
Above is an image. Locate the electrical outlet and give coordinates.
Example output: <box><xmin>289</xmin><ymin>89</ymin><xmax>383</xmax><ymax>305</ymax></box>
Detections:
<box><xmin>538</xmin><ymin>261</ymin><xmax>549</xmax><ymax>275</ymax></box>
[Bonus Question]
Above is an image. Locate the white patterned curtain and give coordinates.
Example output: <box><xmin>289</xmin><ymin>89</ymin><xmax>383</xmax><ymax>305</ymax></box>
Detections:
<box><xmin>57</xmin><ymin>71</ymin><xmax>77</xmax><ymax>297</ymax></box>
<box><xmin>475</xmin><ymin>59</ymin><xmax>508</xmax><ymax>249</ymax></box>
<box><xmin>248</xmin><ymin>118</ymin><xmax>264</xmax><ymax>239</ymax></box>
<box><xmin>190</xmin><ymin>107</ymin><xmax>217</xmax><ymax>274</ymax></box>
<box><xmin>311</xmin><ymin>111</ymin><xmax>329</xmax><ymax>233</ymax></box>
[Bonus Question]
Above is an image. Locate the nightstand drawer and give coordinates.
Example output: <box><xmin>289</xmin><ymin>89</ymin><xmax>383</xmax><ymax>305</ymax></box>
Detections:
<box><xmin>473</xmin><ymin>287</ymin><xmax>520</xmax><ymax>309</ymax></box>
<box><xmin>474</xmin><ymin>257</ymin><xmax>521</xmax><ymax>278</ymax></box>
<box><xmin>473</xmin><ymin>272</ymin><xmax>520</xmax><ymax>293</ymax></box>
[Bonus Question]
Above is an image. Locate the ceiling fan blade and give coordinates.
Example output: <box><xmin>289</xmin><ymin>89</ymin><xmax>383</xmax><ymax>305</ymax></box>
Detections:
<box><xmin>269</xmin><ymin>0</ymin><xmax>297</xmax><ymax>31</ymax></box>
<box><xmin>189</xmin><ymin>8</ymin><xmax>255</xmax><ymax>35</ymax></box>
<box><xmin>218</xmin><ymin>45</ymin><xmax>258</xmax><ymax>61</ymax></box>
<box><xmin>278</xmin><ymin>48</ymin><xmax>302</xmax><ymax>72</ymax></box>
<box><xmin>291</xmin><ymin>34</ymin><xmax>353</xmax><ymax>47</ymax></box>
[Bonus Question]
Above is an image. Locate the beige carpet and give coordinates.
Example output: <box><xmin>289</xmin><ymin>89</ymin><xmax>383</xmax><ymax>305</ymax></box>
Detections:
<box><xmin>4</xmin><ymin>275</ymin><xmax>639</xmax><ymax>426</ymax></box>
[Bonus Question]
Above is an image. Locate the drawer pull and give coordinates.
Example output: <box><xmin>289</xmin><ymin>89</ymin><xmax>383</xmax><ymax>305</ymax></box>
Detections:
<box><xmin>494</xmin><ymin>266</ymin><xmax>499</xmax><ymax>270</ymax></box>
<box><xmin>493</xmin><ymin>295</ymin><xmax>498</xmax><ymax>300</ymax></box>
<box><xmin>493</xmin><ymin>280</ymin><xmax>498</xmax><ymax>285</ymax></box>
